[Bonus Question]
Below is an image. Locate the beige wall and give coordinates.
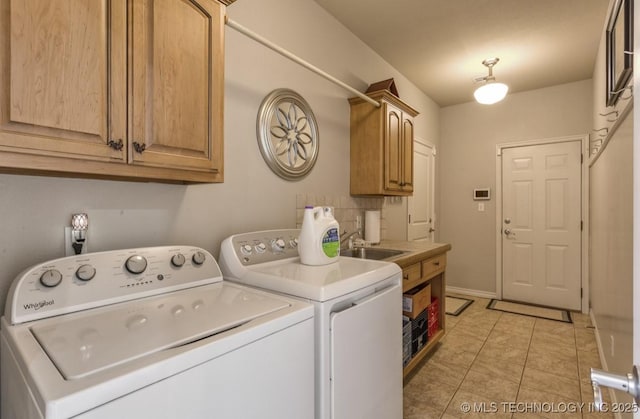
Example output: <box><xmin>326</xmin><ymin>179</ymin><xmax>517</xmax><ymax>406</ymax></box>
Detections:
<box><xmin>439</xmin><ymin>80</ymin><xmax>592</xmax><ymax>295</ymax></box>
<box><xmin>0</xmin><ymin>0</ymin><xmax>439</xmax><ymax>315</ymax></box>
<box><xmin>586</xmin><ymin>0</ymin><xmax>634</xmax><ymax>404</ymax></box>
<box><xmin>589</xmin><ymin>112</ymin><xmax>633</xmax><ymax>382</ymax></box>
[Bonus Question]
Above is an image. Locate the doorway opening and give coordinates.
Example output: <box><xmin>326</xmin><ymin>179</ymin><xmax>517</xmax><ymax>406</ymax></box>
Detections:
<box><xmin>407</xmin><ymin>137</ymin><xmax>436</xmax><ymax>242</ymax></box>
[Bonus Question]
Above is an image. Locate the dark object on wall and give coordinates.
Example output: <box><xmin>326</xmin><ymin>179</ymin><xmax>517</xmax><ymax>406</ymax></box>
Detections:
<box><xmin>606</xmin><ymin>0</ymin><xmax>633</xmax><ymax>107</ymax></box>
<box><xmin>366</xmin><ymin>78</ymin><xmax>399</xmax><ymax>97</ymax></box>
<box><xmin>473</xmin><ymin>188</ymin><xmax>491</xmax><ymax>201</ymax></box>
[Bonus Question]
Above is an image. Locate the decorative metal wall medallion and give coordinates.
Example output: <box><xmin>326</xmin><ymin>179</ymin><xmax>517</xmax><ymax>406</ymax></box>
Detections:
<box><xmin>256</xmin><ymin>89</ymin><xmax>319</xmax><ymax>180</ymax></box>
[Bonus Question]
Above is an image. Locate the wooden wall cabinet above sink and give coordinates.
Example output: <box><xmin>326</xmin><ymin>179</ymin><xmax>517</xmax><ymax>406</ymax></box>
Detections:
<box><xmin>0</xmin><ymin>0</ymin><xmax>225</xmax><ymax>183</ymax></box>
<box><xmin>348</xmin><ymin>90</ymin><xmax>418</xmax><ymax>196</ymax></box>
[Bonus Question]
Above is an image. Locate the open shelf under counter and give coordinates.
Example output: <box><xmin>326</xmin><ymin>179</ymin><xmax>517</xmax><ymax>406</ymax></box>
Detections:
<box><xmin>377</xmin><ymin>240</ymin><xmax>451</xmax><ymax>378</ymax></box>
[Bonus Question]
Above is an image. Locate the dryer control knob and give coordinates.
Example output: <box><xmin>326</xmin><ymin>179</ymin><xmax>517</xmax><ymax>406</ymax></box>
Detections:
<box><xmin>255</xmin><ymin>242</ymin><xmax>267</xmax><ymax>253</ymax></box>
<box><xmin>40</xmin><ymin>269</ymin><xmax>63</xmax><ymax>288</ymax></box>
<box><xmin>192</xmin><ymin>251</ymin><xmax>206</xmax><ymax>265</ymax></box>
<box><xmin>273</xmin><ymin>238</ymin><xmax>286</xmax><ymax>251</ymax></box>
<box><xmin>125</xmin><ymin>255</ymin><xmax>148</xmax><ymax>274</ymax></box>
<box><xmin>240</xmin><ymin>244</ymin><xmax>253</xmax><ymax>255</ymax></box>
<box><xmin>171</xmin><ymin>253</ymin><xmax>186</xmax><ymax>267</ymax></box>
<box><xmin>76</xmin><ymin>264</ymin><xmax>96</xmax><ymax>281</ymax></box>
<box><xmin>290</xmin><ymin>238</ymin><xmax>298</xmax><ymax>248</ymax></box>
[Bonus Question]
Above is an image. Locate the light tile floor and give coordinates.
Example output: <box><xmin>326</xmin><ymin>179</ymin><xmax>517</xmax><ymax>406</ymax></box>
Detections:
<box><xmin>403</xmin><ymin>295</ymin><xmax>616</xmax><ymax>419</ymax></box>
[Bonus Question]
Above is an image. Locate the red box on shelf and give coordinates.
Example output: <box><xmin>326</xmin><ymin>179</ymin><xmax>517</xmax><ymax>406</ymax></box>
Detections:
<box><xmin>428</xmin><ymin>322</ymin><xmax>438</xmax><ymax>339</ymax></box>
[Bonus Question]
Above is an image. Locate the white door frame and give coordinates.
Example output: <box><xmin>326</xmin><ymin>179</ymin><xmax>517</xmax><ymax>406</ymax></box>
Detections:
<box><xmin>495</xmin><ymin>134</ymin><xmax>589</xmax><ymax>314</ymax></box>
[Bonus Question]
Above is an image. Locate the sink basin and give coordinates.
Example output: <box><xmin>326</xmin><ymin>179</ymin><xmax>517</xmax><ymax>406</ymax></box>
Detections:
<box><xmin>340</xmin><ymin>247</ymin><xmax>406</xmax><ymax>261</ymax></box>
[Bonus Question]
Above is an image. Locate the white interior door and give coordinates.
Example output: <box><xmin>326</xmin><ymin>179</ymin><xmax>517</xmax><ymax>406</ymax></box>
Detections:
<box><xmin>408</xmin><ymin>139</ymin><xmax>435</xmax><ymax>242</ymax></box>
<box><xmin>501</xmin><ymin>141</ymin><xmax>582</xmax><ymax>310</ymax></box>
<box><xmin>589</xmin><ymin>14</ymin><xmax>639</xmax><ymax>410</ymax></box>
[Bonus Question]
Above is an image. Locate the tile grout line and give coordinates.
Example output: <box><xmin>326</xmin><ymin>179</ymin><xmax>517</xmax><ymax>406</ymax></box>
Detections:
<box><xmin>511</xmin><ymin>318</ymin><xmax>536</xmax><ymax>419</ymax></box>
<box><xmin>438</xmin><ymin>310</ymin><xmax>504</xmax><ymax>418</ymax></box>
<box><xmin>436</xmin><ymin>312</ymin><xmax>474</xmax><ymax>418</ymax></box>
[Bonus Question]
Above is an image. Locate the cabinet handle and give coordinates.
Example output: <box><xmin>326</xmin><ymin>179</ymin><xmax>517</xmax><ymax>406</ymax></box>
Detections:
<box><xmin>107</xmin><ymin>139</ymin><xmax>123</xmax><ymax>151</ymax></box>
<box><xmin>133</xmin><ymin>141</ymin><xmax>146</xmax><ymax>153</ymax></box>
<box><xmin>433</xmin><ymin>261</ymin><xmax>440</xmax><ymax>266</ymax></box>
<box><xmin>403</xmin><ymin>274</ymin><xmax>409</xmax><ymax>280</ymax></box>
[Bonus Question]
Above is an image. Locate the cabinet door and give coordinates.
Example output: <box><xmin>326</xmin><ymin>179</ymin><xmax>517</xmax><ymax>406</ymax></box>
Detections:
<box><xmin>384</xmin><ymin>103</ymin><xmax>403</xmax><ymax>192</ymax></box>
<box><xmin>384</xmin><ymin>102</ymin><xmax>413</xmax><ymax>193</ymax></box>
<box><xmin>331</xmin><ymin>284</ymin><xmax>402</xmax><ymax>418</ymax></box>
<box><xmin>0</xmin><ymin>0</ymin><xmax>126</xmax><ymax>162</ymax></box>
<box><xmin>130</xmin><ymin>0</ymin><xmax>223</xmax><ymax>174</ymax></box>
<box><xmin>401</xmin><ymin>115</ymin><xmax>414</xmax><ymax>192</ymax></box>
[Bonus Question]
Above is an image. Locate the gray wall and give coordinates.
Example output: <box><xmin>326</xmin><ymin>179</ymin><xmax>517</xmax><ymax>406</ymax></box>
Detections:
<box><xmin>438</xmin><ymin>80</ymin><xmax>593</xmax><ymax>295</ymax></box>
<box><xmin>0</xmin><ymin>0</ymin><xmax>439</xmax><ymax>315</ymax></box>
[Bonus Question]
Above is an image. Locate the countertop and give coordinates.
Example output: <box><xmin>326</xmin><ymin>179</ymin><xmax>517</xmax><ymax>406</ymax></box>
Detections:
<box><xmin>374</xmin><ymin>240</ymin><xmax>451</xmax><ymax>268</ymax></box>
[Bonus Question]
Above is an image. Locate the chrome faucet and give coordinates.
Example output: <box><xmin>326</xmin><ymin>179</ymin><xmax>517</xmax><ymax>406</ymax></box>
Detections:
<box><xmin>340</xmin><ymin>229</ymin><xmax>361</xmax><ymax>250</ymax></box>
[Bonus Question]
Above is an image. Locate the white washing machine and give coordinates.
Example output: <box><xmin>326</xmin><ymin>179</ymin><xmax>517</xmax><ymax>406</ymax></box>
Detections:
<box><xmin>1</xmin><ymin>246</ymin><xmax>314</xmax><ymax>419</ymax></box>
<box><xmin>219</xmin><ymin>229</ymin><xmax>403</xmax><ymax>419</ymax></box>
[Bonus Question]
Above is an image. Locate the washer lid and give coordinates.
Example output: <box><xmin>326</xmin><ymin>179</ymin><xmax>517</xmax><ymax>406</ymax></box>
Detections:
<box><xmin>243</xmin><ymin>257</ymin><xmax>401</xmax><ymax>301</ymax></box>
<box><xmin>30</xmin><ymin>283</ymin><xmax>290</xmax><ymax>380</ymax></box>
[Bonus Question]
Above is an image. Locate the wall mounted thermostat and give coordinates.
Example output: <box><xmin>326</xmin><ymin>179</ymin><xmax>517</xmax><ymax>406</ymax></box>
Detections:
<box><xmin>473</xmin><ymin>188</ymin><xmax>491</xmax><ymax>200</ymax></box>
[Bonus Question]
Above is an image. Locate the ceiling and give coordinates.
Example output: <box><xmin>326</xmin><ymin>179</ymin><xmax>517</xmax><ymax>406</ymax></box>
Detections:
<box><xmin>313</xmin><ymin>0</ymin><xmax>611</xmax><ymax>107</ymax></box>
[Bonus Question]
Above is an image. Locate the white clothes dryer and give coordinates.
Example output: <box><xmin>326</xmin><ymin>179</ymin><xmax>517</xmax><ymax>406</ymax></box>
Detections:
<box><xmin>1</xmin><ymin>246</ymin><xmax>314</xmax><ymax>419</ymax></box>
<box><xmin>219</xmin><ymin>229</ymin><xmax>403</xmax><ymax>419</ymax></box>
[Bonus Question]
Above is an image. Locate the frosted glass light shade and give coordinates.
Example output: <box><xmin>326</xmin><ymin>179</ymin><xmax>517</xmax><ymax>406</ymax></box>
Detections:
<box><xmin>474</xmin><ymin>82</ymin><xmax>509</xmax><ymax>105</ymax></box>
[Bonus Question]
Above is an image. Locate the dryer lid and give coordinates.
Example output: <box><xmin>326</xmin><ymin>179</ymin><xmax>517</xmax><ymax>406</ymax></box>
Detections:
<box><xmin>30</xmin><ymin>283</ymin><xmax>290</xmax><ymax>380</ymax></box>
<box><xmin>243</xmin><ymin>257</ymin><xmax>401</xmax><ymax>301</ymax></box>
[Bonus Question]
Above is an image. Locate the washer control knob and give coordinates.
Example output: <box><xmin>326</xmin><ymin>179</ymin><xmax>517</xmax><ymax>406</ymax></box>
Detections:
<box><xmin>255</xmin><ymin>242</ymin><xmax>267</xmax><ymax>253</ymax></box>
<box><xmin>125</xmin><ymin>255</ymin><xmax>148</xmax><ymax>274</ymax></box>
<box><xmin>171</xmin><ymin>253</ymin><xmax>186</xmax><ymax>267</ymax></box>
<box><xmin>273</xmin><ymin>238</ymin><xmax>286</xmax><ymax>251</ymax></box>
<box><xmin>192</xmin><ymin>251</ymin><xmax>206</xmax><ymax>265</ymax></box>
<box><xmin>290</xmin><ymin>238</ymin><xmax>298</xmax><ymax>248</ymax></box>
<box><xmin>40</xmin><ymin>269</ymin><xmax>63</xmax><ymax>288</ymax></box>
<box><xmin>76</xmin><ymin>264</ymin><xmax>96</xmax><ymax>281</ymax></box>
<box><xmin>240</xmin><ymin>244</ymin><xmax>253</xmax><ymax>255</ymax></box>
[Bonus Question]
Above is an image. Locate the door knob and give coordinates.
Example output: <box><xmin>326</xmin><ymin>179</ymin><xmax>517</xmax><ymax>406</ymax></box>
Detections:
<box><xmin>504</xmin><ymin>228</ymin><xmax>511</xmax><ymax>235</ymax></box>
<box><xmin>504</xmin><ymin>218</ymin><xmax>511</xmax><ymax>224</ymax></box>
<box><xmin>429</xmin><ymin>228</ymin><xmax>436</xmax><ymax>233</ymax></box>
<box><xmin>591</xmin><ymin>366</ymin><xmax>640</xmax><ymax>411</ymax></box>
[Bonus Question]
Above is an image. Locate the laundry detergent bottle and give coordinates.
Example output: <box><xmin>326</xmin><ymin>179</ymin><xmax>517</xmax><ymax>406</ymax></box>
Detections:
<box><xmin>298</xmin><ymin>206</ymin><xmax>340</xmax><ymax>265</ymax></box>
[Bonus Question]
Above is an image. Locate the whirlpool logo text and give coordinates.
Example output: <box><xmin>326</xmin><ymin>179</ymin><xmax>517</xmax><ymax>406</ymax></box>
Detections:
<box><xmin>23</xmin><ymin>300</ymin><xmax>54</xmax><ymax>311</ymax></box>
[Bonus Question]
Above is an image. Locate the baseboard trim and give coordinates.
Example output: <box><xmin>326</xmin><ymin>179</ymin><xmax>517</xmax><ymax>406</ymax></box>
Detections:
<box><xmin>590</xmin><ymin>309</ymin><xmax>608</xmax><ymax>370</ymax></box>
<box><xmin>445</xmin><ymin>286</ymin><xmax>497</xmax><ymax>300</ymax></box>
<box><xmin>590</xmin><ymin>309</ymin><xmax>622</xmax><ymax>419</ymax></box>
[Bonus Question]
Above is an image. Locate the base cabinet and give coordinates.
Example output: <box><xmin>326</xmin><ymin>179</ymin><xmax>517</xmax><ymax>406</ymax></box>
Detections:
<box><xmin>0</xmin><ymin>0</ymin><xmax>224</xmax><ymax>183</ymax></box>
<box><xmin>399</xmin><ymin>252</ymin><xmax>447</xmax><ymax>378</ymax></box>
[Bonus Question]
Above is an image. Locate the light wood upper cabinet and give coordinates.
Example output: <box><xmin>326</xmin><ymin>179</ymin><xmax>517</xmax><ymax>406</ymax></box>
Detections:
<box><xmin>0</xmin><ymin>0</ymin><xmax>224</xmax><ymax>183</ymax></box>
<box><xmin>0</xmin><ymin>0</ymin><xmax>127</xmax><ymax>162</ymax></box>
<box><xmin>349</xmin><ymin>90</ymin><xmax>418</xmax><ymax>196</ymax></box>
<box><xmin>130</xmin><ymin>0</ymin><xmax>223</xmax><ymax>174</ymax></box>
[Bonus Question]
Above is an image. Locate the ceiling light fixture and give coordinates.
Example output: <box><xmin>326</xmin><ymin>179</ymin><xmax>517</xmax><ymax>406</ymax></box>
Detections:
<box><xmin>473</xmin><ymin>57</ymin><xmax>509</xmax><ymax>105</ymax></box>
